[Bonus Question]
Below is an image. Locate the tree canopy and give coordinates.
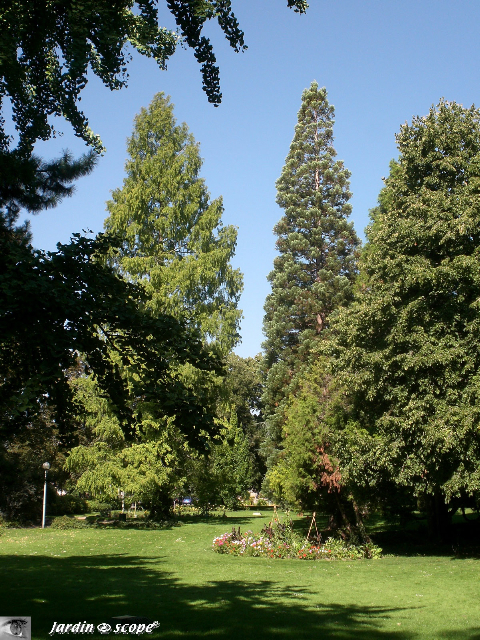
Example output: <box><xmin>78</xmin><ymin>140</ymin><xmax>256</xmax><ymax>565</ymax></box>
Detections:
<box><xmin>0</xmin><ymin>0</ymin><xmax>308</xmax><ymax>156</ymax></box>
<box><xmin>0</xmin><ymin>229</ymin><xmax>219</xmax><ymax>447</ymax></box>
<box><xmin>0</xmin><ymin>224</ymin><xmax>222</xmax><ymax>519</ymax></box>
<box><xmin>262</xmin><ymin>82</ymin><xmax>359</xmax><ymax>469</ymax></box>
<box><xmin>333</xmin><ymin>99</ymin><xmax>480</xmax><ymax>539</ymax></box>
<box><xmin>105</xmin><ymin>92</ymin><xmax>243</xmax><ymax>355</ymax></box>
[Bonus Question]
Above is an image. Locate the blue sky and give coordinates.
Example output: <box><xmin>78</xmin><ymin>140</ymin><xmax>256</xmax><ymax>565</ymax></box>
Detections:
<box><xmin>25</xmin><ymin>0</ymin><xmax>480</xmax><ymax>358</ymax></box>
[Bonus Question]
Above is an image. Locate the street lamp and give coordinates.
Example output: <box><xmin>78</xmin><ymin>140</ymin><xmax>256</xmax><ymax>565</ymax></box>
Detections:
<box><xmin>42</xmin><ymin>462</ymin><xmax>50</xmax><ymax>529</ymax></box>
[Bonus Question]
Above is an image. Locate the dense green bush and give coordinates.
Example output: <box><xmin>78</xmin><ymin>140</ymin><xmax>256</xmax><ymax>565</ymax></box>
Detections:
<box><xmin>85</xmin><ymin>500</ymin><xmax>113</xmax><ymax>514</ymax></box>
<box><xmin>0</xmin><ymin>516</ymin><xmax>23</xmax><ymax>528</ymax></box>
<box><xmin>94</xmin><ymin>520</ymin><xmax>169</xmax><ymax>529</ymax></box>
<box><xmin>50</xmin><ymin>516</ymin><xmax>88</xmax><ymax>529</ymax></box>
<box><xmin>173</xmin><ymin>504</ymin><xmax>202</xmax><ymax>517</ymax></box>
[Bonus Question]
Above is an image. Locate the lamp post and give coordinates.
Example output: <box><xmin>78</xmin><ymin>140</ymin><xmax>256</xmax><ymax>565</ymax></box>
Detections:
<box><xmin>42</xmin><ymin>462</ymin><xmax>50</xmax><ymax>529</ymax></box>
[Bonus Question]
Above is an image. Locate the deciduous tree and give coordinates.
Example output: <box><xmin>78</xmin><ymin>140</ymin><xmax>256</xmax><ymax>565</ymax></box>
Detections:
<box><xmin>217</xmin><ymin>353</ymin><xmax>265</xmax><ymax>489</ymax></box>
<box><xmin>0</xmin><ymin>228</ymin><xmax>220</xmax><ymax>519</ymax></box>
<box><xmin>0</xmin><ymin>229</ymin><xmax>218</xmax><ymax>440</ymax></box>
<box><xmin>104</xmin><ymin>92</ymin><xmax>243</xmax><ymax>355</ymax></box>
<box><xmin>188</xmin><ymin>410</ymin><xmax>254</xmax><ymax>511</ymax></box>
<box><xmin>66</xmin><ymin>94</ymin><xmax>243</xmax><ymax>516</ymax></box>
<box><xmin>1</xmin><ymin>0</ymin><xmax>308</xmax><ymax>155</ymax></box>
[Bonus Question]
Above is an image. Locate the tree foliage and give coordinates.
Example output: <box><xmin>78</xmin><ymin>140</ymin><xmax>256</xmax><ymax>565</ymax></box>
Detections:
<box><xmin>216</xmin><ymin>353</ymin><xmax>265</xmax><ymax>490</ymax></box>
<box><xmin>333</xmin><ymin>100</ymin><xmax>480</xmax><ymax>538</ymax></box>
<box><xmin>0</xmin><ymin>1</ymin><xmax>308</xmax><ymax>252</ymax></box>
<box><xmin>65</xmin><ymin>94</ymin><xmax>243</xmax><ymax>515</ymax></box>
<box><xmin>188</xmin><ymin>410</ymin><xmax>254</xmax><ymax>511</ymax></box>
<box><xmin>0</xmin><ymin>0</ymin><xmax>308</xmax><ymax>156</ymax></box>
<box><xmin>66</xmin><ymin>368</ymin><xmax>258</xmax><ymax>516</ymax></box>
<box><xmin>264</xmin><ymin>357</ymin><xmax>338</xmax><ymax>508</ymax></box>
<box><xmin>0</xmin><ymin>225</ymin><xmax>222</xmax><ymax>519</ymax></box>
<box><xmin>0</xmin><ymin>406</ymin><xmax>67</xmax><ymax>521</ymax></box>
<box><xmin>262</xmin><ymin>82</ymin><xmax>359</xmax><ymax>463</ymax></box>
<box><xmin>0</xmin><ymin>151</ymin><xmax>97</xmax><ymax>231</ymax></box>
<box><xmin>105</xmin><ymin>92</ymin><xmax>243</xmax><ymax>355</ymax></box>
<box><xmin>0</xmin><ymin>229</ymin><xmax>219</xmax><ymax>448</ymax></box>
<box><xmin>66</xmin><ymin>375</ymin><xmax>190</xmax><ymax>518</ymax></box>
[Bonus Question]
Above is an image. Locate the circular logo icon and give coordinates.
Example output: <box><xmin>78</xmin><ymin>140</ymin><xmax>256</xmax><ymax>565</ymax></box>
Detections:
<box><xmin>97</xmin><ymin>623</ymin><xmax>112</xmax><ymax>634</ymax></box>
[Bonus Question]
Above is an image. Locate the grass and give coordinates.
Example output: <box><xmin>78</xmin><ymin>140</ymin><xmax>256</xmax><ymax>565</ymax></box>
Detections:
<box><xmin>1</xmin><ymin>510</ymin><xmax>479</xmax><ymax>639</ymax></box>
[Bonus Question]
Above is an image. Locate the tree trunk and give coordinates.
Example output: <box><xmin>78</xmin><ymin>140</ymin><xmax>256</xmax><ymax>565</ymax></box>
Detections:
<box><xmin>334</xmin><ymin>492</ymin><xmax>353</xmax><ymax>540</ymax></box>
<box><xmin>352</xmin><ymin>498</ymin><xmax>371</xmax><ymax>543</ymax></box>
<box><xmin>146</xmin><ymin>488</ymin><xmax>172</xmax><ymax>521</ymax></box>
<box><xmin>426</xmin><ymin>492</ymin><xmax>452</xmax><ymax>543</ymax></box>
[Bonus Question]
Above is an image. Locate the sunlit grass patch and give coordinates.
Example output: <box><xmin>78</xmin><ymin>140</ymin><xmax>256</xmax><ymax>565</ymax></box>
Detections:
<box><xmin>0</xmin><ymin>511</ymin><xmax>479</xmax><ymax>639</ymax></box>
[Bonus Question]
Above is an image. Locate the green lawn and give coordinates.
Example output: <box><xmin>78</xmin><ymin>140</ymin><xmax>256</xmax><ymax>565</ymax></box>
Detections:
<box><xmin>1</xmin><ymin>511</ymin><xmax>479</xmax><ymax>639</ymax></box>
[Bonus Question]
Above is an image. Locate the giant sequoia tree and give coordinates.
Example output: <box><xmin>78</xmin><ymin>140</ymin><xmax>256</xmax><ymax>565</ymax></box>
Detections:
<box><xmin>262</xmin><ymin>82</ymin><xmax>359</xmax><ymax>456</ymax></box>
<box><xmin>334</xmin><ymin>100</ymin><xmax>480</xmax><ymax>541</ymax></box>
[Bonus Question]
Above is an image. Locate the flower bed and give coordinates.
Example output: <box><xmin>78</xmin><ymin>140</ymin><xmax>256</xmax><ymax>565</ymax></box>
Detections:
<box><xmin>212</xmin><ymin>523</ymin><xmax>382</xmax><ymax>560</ymax></box>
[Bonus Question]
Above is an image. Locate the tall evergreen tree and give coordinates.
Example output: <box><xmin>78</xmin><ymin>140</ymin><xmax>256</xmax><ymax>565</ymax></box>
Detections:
<box><xmin>105</xmin><ymin>92</ymin><xmax>243</xmax><ymax>356</ymax></box>
<box><xmin>262</xmin><ymin>82</ymin><xmax>359</xmax><ymax>461</ymax></box>
<box><xmin>68</xmin><ymin>94</ymin><xmax>243</xmax><ymax>516</ymax></box>
<box><xmin>333</xmin><ymin>100</ymin><xmax>480</xmax><ymax>541</ymax></box>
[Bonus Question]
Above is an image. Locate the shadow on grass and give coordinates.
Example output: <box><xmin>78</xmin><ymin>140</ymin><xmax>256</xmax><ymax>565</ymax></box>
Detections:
<box><xmin>370</xmin><ymin>521</ymin><xmax>480</xmax><ymax>559</ymax></box>
<box><xmin>175</xmin><ymin>510</ymin><xmax>314</xmax><ymax>529</ymax></box>
<box><xmin>2</xmin><ymin>552</ymin><xmax>479</xmax><ymax>640</ymax></box>
<box><xmin>175</xmin><ymin>513</ymin><xmax>267</xmax><ymax>526</ymax></box>
<box><xmin>436</xmin><ymin>633</ymin><xmax>480</xmax><ymax>640</ymax></box>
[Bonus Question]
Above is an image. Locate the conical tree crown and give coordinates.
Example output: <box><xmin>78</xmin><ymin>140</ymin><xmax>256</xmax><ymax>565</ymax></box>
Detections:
<box><xmin>262</xmin><ymin>83</ymin><xmax>358</xmax><ymax>427</ymax></box>
<box><xmin>105</xmin><ymin>93</ymin><xmax>243</xmax><ymax>354</ymax></box>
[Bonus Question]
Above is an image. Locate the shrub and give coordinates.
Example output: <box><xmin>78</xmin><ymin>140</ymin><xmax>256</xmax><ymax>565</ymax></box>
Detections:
<box><xmin>0</xmin><ymin>518</ymin><xmax>23</xmax><ymax>529</ymax></box>
<box><xmin>173</xmin><ymin>504</ymin><xmax>202</xmax><ymax>517</ymax></box>
<box><xmin>92</xmin><ymin>519</ymin><xmax>173</xmax><ymax>530</ymax></box>
<box><xmin>50</xmin><ymin>516</ymin><xmax>88</xmax><ymax>530</ymax></box>
<box><xmin>85</xmin><ymin>500</ymin><xmax>113</xmax><ymax>514</ymax></box>
<box><xmin>296</xmin><ymin>537</ymin><xmax>382</xmax><ymax>560</ymax></box>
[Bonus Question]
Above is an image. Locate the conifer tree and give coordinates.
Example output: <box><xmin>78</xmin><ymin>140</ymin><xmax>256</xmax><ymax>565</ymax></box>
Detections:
<box><xmin>105</xmin><ymin>93</ymin><xmax>243</xmax><ymax>356</ymax></box>
<box><xmin>262</xmin><ymin>82</ymin><xmax>359</xmax><ymax>457</ymax></box>
<box><xmin>333</xmin><ymin>100</ymin><xmax>480</xmax><ymax>541</ymax></box>
<box><xmin>68</xmin><ymin>94</ymin><xmax>243</xmax><ymax>516</ymax></box>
